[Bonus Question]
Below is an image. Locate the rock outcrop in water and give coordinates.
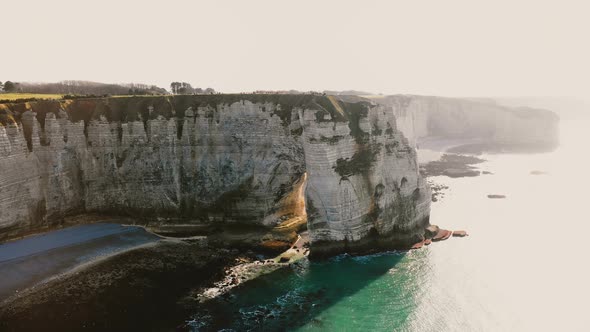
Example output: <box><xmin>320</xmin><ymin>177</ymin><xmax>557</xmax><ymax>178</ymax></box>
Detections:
<box><xmin>0</xmin><ymin>95</ymin><xmax>429</xmax><ymax>257</ymax></box>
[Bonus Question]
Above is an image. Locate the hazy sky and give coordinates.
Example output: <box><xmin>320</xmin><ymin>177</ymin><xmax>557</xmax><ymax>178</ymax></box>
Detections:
<box><xmin>2</xmin><ymin>0</ymin><xmax>588</xmax><ymax>98</ymax></box>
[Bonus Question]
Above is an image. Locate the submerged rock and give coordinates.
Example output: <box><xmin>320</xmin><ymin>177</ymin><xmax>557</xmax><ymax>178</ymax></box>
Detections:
<box><xmin>443</xmin><ymin>169</ymin><xmax>480</xmax><ymax>178</ymax></box>
<box><xmin>410</xmin><ymin>241</ymin><xmax>425</xmax><ymax>249</ymax></box>
<box><xmin>530</xmin><ymin>170</ymin><xmax>547</xmax><ymax>175</ymax></box>
<box><xmin>432</xmin><ymin>229</ymin><xmax>452</xmax><ymax>242</ymax></box>
<box><xmin>424</xmin><ymin>225</ymin><xmax>440</xmax><ymax>239</ymax></box>
<box><xmin>452</xmin><ymin>230</ymin><xmax>468</xmax><ymax>237</ymax></box>
<box><xmin>411</xmin><ymin>226</ymin><xmax>468</xmax><ymax>249</ymax></box>
<box><xmin>421</xmin><ymin>154</ymin><xmax>485</xmax><ymax>178</ymax></box>
<box><xmin>428</xmin><ymin>181</ymin><xmax>449</xmax><ymax>202</ymax></box>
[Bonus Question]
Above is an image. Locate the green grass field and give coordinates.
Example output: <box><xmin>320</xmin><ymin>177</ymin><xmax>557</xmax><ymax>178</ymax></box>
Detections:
<box><xmin>0</xmin><ymin>93</ymin><xmax>64</xmax><ymax>101</ymax></box>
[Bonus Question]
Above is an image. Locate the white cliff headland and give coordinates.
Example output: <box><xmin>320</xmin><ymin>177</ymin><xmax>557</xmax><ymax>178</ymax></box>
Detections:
<box><xmin>0</xmin><ymin>94</ymin><xmax>558</xmax><ymax>257</ymax></box>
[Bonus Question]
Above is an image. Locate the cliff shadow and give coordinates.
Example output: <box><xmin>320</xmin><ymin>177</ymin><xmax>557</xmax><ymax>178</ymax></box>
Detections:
<box><xmin>186</xmin><ymin>250</ymin><xmax>413</xmax><ymax>331</ymax></box>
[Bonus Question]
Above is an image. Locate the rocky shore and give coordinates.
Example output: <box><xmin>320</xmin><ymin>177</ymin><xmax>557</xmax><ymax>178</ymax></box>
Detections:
<box><xmin>409</xmin><ymin>225</ymin><xmax>468</xmax><ymax>249</ymax></box>
<box><xmin>420</xmin><ymin>154</ymin><xmax>486</xmax><ymax>178</ymax></box>
<box><xmin>0</xmin><ymin>219</ymin><xmax>314</xmax><ymax>332</ymax></box>
<box><xmin>0</xmin><ymin>218</ymin><xmax>466</xmax><ymax>332</ymax></box>
<box><xmin>196</xmin><ymin>232</ymin><xmax>310</xmax><ymax>302</ymax></box>
<box><xmin>0</xmin><ymin>239</ymin><xmax>244</xmax><ymax>332</ymax></box>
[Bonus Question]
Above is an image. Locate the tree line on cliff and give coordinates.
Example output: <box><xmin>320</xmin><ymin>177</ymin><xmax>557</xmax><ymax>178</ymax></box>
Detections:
<box><xmin>169</xmin><ymin>82</ymin><xmax>215</xmax><ymax>95</ymax></box>
<box><xmin>0</xmin><ymin>80</ymin><xmax>216</xmax><ymax>96</ymax></box>
<box><xmin>0</xmin><ymin>81</ymin><xmax>167</xmax><ymax>95</ymax></box>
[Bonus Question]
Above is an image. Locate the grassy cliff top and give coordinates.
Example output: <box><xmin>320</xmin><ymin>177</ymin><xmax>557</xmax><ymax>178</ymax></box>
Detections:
<box><xmin>0</xmin><ymin>93</ymin><xmax>64</xmax><ymax>102</ymax></box>
<box><xmin>0</xmin><ymin>94</ymin><xmax>373</xmax><ymax>128</ymax></box>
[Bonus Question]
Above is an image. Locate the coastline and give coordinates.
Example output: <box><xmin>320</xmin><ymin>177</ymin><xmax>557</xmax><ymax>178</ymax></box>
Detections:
<box><xmin>0</xmin><ymin>223</ymin><xmax>160</xmax><ymax>301</ymax></box>
<box><xmin>0</xmin><ymin>136</ymin><xmax>544</xmax><ymax>331</ymax></box>
<box><xmin>0</xmin><ymin>239</ymin><xmax>244</xmax><ymax>331</ymax></box>
<box><xmin>0</xmin><ymin>220</ymin><xmax>308</xmax><ymax>331</ymax></box>
<box><xmin>0</xmin><ymin>137</ymin><xmax>469</xmax><ymax>331</ymax></box>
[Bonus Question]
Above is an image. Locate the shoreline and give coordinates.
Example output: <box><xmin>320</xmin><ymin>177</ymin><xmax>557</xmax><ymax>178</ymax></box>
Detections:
<box><xmin>0</xmin><ymin>239</ymin><xmax>246</xmax><ymax>331</ymax></box>
<box><xmin>0</xmin><ymin>221</ymin><xmax>309</xmax><ymax>331</ymax></box>
<box><xmin>0</xmin><ymin>223</ymin><xmax>160</xmax><ymax>301</ymax></box>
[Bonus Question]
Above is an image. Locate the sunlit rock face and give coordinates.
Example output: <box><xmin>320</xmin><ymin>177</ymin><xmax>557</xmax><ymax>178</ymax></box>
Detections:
<box><xmin>371</xmin><ymin>95</ymin><xmax>560</xmax><ymax>151</ymax></box>
<box><xmin>301</xmin><ymin>100</ymin><xmax>430</xmax><ymax>257</ymax></box>
<box><xmin>0</xmin><ymin>105</ymin><xmax>86</xmax><ymax>239</ymax></box>
<box><xmin>0</xmin><ymin>96</ymin><xmax>430</xmax><ymax>256</ymax></box>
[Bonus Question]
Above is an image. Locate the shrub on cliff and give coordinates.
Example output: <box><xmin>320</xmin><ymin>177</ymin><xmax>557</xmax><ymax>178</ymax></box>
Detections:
<box><xmin>3</xmin><ymin>81</ymin><xmax>18</xmax><ymax>92</ymax></box>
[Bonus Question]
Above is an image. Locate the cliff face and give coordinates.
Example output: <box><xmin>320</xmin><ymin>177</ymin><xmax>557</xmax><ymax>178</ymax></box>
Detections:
<box><xmin>0</xmin><ymin>95</ymin><xmax>429</xmax><ymax>256</ymax></box>
<box><xmin>371</xmin><ymin>95</ymin><xmax>560</xmax><ymax>150</ymax></box>
<box><xmin>301</xmin><ymin>98</ymin><xmax>430</xmax><ymax>255</ymax></box>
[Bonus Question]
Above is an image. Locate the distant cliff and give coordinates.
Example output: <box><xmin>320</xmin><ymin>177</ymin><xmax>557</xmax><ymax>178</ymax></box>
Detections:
<box><xmin>0</xmin><ymin>95</ymin><xmax>430</xmax><ymax>257</ymax></box>
<box><xmin>370</xmin><ymin>95</ymin><xmax>559</xmax><ymax>152</ymax></box>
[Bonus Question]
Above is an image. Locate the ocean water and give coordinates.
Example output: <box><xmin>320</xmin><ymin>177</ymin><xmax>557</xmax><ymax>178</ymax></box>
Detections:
<box><xmin>190</xmin><ymin>117</ymin><xmax>590</xmax><ymax>331</ymax></box>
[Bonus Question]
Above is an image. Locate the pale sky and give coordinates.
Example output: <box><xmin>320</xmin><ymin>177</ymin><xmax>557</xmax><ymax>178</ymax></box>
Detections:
<box><xmin>2</xmin><ymin>0</ymin><xmax>589</xmax><ymax>98</ymax></box>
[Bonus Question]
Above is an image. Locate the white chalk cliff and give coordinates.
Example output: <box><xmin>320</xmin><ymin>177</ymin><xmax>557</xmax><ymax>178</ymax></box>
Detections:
<box><xmin>0</xmin><ymin>95</ymin><xmax>558</xmax><ymax>256</ymax></box>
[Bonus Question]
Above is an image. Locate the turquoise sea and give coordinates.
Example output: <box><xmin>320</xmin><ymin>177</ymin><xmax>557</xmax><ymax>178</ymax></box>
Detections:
<box><xmin>190</xmin><ymin>117</ymin><xmax>590</xmax><ymax>331</ymax></box>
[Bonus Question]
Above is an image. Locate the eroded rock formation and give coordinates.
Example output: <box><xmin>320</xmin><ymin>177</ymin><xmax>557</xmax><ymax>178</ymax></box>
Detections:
<box><xmin>0</xmin><ymin>95</ymin><xmax>429</xmax><ymax>256</ymax></box>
